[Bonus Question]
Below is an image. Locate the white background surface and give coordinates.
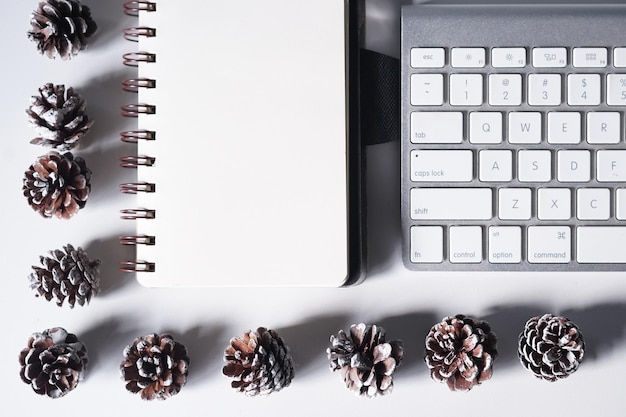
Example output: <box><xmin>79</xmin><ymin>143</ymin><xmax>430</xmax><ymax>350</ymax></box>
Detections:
<box><xmin>2</xmin><ymin>0</ymin><xmax>626</xmax><ymax>415</ymax></box>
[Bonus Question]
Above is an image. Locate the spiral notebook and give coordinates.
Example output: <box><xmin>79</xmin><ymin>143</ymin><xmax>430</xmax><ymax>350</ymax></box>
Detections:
<box><xmin>120</xmin><ymin>0</ymin><xmax>365</xmax><ymax>287</ymax></box>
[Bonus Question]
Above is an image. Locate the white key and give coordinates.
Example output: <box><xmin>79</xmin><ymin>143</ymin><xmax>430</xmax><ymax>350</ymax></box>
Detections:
<box><xmin>537</xmin><ymin>188</ymin><xmax>571</xmax><ymax>220</ymax></box>
<box><xmin>410</xmin><ymin>226</ymin><xmax>443</xmax><ymax>263</ymax></box>
<box><xmin>573</xmin><ymin>47</ymin><xmax>608</xmax><ymax>68</ymax></box>
<box><xmin>411</xmin><ymin>48</ymin><xmax>445</xmax><ymax>68</ymax></box>
<box><xmin>557</xmin><ymin>150</ymin><xmax>591</xmax><ymax>183</ymax></box>
<box><xmin>528</xmin><ymin>226</ymin><xmax>571</xmax><ymax>264</ymax></box>
<box><xmin>568</xmin><ymin>74</ymin><xmax>601</xmax><ymax>105</ymax></box>
<box><xmin>597</xmin><ymin>151</ymin><xmax>626</xmax><ymax>182</ymax></box>
<box><xmin>451</xmin><ymin>48</ymin><xmax>485</xmax><ymax>68</ymax></box>
<box><xmin>411</xmin><ymin>74</ymin><xmax>444</xmax><ymax>106</ymax></box>
<box><xmin>498</xmin><ymin>188</ymin><xmax>532</xmax><ymax>220</ymax></box>
<box><xmin>587</xmin><ymin>112</ymin><xmax>621</xmax><ymax>144</ymax></box>
<box><xmin>449</xmin><ymin>226</ymin><xmax>483</xmax><ymax>264</ymax></box>
<box><xmin>491</xmin><ymin>48</ymin><xmax>526</xmax><ymax>68</ymax></box>
<box><xmin>528</xmin><ymin>74</ymin><xmax>561</xmax><ymax>106</ymax></box>
<box><xmin>508</xmin><ymin>112</ymin><xmax>542</xmax><ymax>144</ymax></box>
<box><xmin>577</xmin><ymin>188</ymin><xmax>610</xmax><ymax>220</ymax></box>
<box><xmin>410</xmin><ymin>150</ymin><xmax>473</xmax><ymax>182</ymax></box>
<box><xmin>449</xmin><ymin>74</ymin><xmax>483</xmax><ymax>106</ymax></box>
<box><xmin>469</xmin><ymin>112</ymin><xmax>503</xmax><ymax>144</ymax></box>
<box><xmin>518</xmin><ymin>150</ymin><xmax>552</xmax><ymax>182</ymax></box>
<box><xmin>410</xmin><ymin>188</ymin><xmax>492</xmax><ymax>220</ymax></box>
<box><xmin>488</xmin><ymin>226</ymin><xmax>522</xmax><ymax>264</ymax></box>
<box><xmin>532</xmin><ymin>47</ymin><xmax>567</xmax><ymax>68</ymax></box>
<box><xmin>607</xmin><ymin>74</ymin><xmax>626</xmax><ymax>106</ymax></box>
<box><xmin>479</xmin><ymin>150</ymin><xmax>512</xmax><ymax>182</ymax></box>
<box><xmin>489</xmin><ymin>74</ymin><xmax>522</xmax><ymax>106</ymax></box>
<box><xmin>548</xmin><ymin>112</ymin><xmax>581</xmax><ymax>144</ymax></box>
<box><xmin>577</xmin><ymin>227</ymin><xmax>626</xmax><ymax>263</ymax></box>
<box><xmin>616</xmin><ymin>189</ymin><xmax>626</xmax><ymax>220</ymax></box>
<box><xmin>410</xmin><ymin>112</ymin><xmax>463</xmax><ymax>144</ymax></box>
<box><xmin>614</xmin><ymin>48</ymin><xmax>626</xmax><ymax>68</ymax></box>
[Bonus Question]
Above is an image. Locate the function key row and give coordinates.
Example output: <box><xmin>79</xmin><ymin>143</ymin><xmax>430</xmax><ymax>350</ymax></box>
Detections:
<box><xmin>411</xmin><ymin>47</ymin><xmax>626</xmax><ymax>69</ymax></box>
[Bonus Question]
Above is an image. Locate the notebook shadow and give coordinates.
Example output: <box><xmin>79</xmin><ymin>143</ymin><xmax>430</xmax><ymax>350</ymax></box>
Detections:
<box><xmin>87</xmin><ymin>0</ymin><xmax>135</xmax><ymax>48</ymax></box>
<box><xmin>85</xmin><ymin>235</ymin><xmax>136</xmax><ymax>296</ymax></box>
<box><xmin>276</xmin><ymin>314</ymin><xmax>353</xmax><ymax>379</ymax></box>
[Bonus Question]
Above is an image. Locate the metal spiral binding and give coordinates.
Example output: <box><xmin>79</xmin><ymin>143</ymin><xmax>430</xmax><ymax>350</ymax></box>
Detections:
<box><xmin>120</xmin><ymin>2</ymin><xmax>158</xmax><ymax>273</ymax></box>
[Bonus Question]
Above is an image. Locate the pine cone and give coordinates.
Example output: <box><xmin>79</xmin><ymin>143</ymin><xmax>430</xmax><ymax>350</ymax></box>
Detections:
<box><xmin>18</xmin><ymin>327</ymin><xmax>88</xmax><ymax>398</ymax></box>
<box><xmin>425</xmin><ymin>315</ymin><xmax>498</xmax><ymax>391</ymax></box>
<box><xmin>29</xmin><ymin>244</ymin><xmax>100</xmax><ymax>308</ymax></box>
<box><xmin>23</xmin><ymin>151</ymin><xmax>91</xmax><ymax>219</ymax></box>
<box><xmin>327</xmin><ymin>323</ymin><xmax>404</xmax><ymax>398</ymax></box>
<box><xmin>223</xmin><ymin>327</ymin><xmax>294</xmax><ymax>396</ymax></box>
<box><xmin>120</xmin><ymin>333</ymin><xmax>190</xmax><ymax>401</ymax></box>
<box><xmin>518</xmin><ymin>314</ymin><xmax>585</xmax><ymax>381</ymax></box>
<box><xmin>27</xmin><ymin>0</ymin><xmax>97</xmax><ymax>60</ymax></box>
<box><xmin>27</xmin><ymin>83</ymin><xmax>94</xmax><ymax>151</ymax></box>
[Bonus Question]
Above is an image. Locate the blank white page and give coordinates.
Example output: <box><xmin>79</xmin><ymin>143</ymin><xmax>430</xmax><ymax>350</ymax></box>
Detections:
<box><xmin>133</xmin><ymin>0</ymin><xmax>351</xmax><ymax>286</ymax></box>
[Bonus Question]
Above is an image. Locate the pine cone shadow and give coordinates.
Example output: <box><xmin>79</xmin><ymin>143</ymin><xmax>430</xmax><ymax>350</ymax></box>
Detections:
<box><xmin>167</xmin><ymin>325</ymin><xmax>229</xmax><ymax>387</ymax></box>
<box><xmin>79</xmin><ymin>316</ymin><xmax>142</xmax><ymax>376</ymax></box>
<box><xmin>85</xmin><ymin>235</ymin><xmax>136</xmax><ymax>296</ymax></box>
<box><xmin>83</xmin><ymin>0</ymin><xmax>134</xmax><ymax>48</ymax></box>
<box><xmin>376</xmin><ymin>311</ymin><xmax>439</xmax><ymax>379</ymax></box>
<box><xmin>275</xmin><ymin>314</ymin><xmax>353</xmax><ymax>379</ymax></box>
<box><xmin>561</xmin><ymin>303</ymin><xmax>626</xmax><ymax>362</ymax></box>
<box><xmin>481</xmin><ymin>304</ymin><xmax>552</xmax><ymax>369</ymax></box>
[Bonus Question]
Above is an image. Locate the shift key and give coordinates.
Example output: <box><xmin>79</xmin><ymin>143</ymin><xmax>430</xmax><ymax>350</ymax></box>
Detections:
<box><xmin>410</xmin><ymin>188</ymin><xmax>493</xmax><ymax>220</ymax></box>
<box><xmin>410</xmin><ymin>150</ymin><xmax>473</xmax><ymax>182</ymax></box>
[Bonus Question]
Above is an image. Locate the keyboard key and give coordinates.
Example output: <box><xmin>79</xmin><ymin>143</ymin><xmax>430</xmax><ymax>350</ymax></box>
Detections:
<box><xmin>492</xmin><ymin>47</ymin><xmax>526</xmax><ymax>68</ymax></box>
<box><xmin>577</xmin><ymin>188</ymin><xmax>610</xmax><ymax>220</ymax></box>
<box><xmin>614</xmin><ymin>48</ymin><xmax>626</xmax><ymax>68</ymax></box>
<box><xmin>410</xmin><ymin>112</ymin><xmax>463</xmax><ymax>144</ymax></box>
<box><xmin>498</xmin><ymin>188</ymin><xmax>532</xmax><ymax>220</ymax></box>
<box><xmin>518</xmin><ymin>150</ymin><xmax>552</xmax><ymax>182</ymax></box>
<box><xmin>410</xmin><ymin>226</ymin><xmax>443</xmax><ymax>263</ymax></box>
<box><xmin>557</xmin><ymin>150</ymin><xmax>591</xmax><ymax>182</ymax></box>
<box><xmin>577</xmin><ymin>227</ymin><xmax>626</xmax><ymax>263</ymax></box>
<box><xmin>410</xmin><ymin>150</ymin><xmax>473</xmax><ymax>182</ymax></box>
<box><xmin>573</xmin><ymin>47</ymin><xmax>608</xmax><ymax>68</ymax></box>
<box><xmin>410</xmin><ymin>188</ymin><xmax>492</xmax><ymax>220</ymax></box>
<box><xmin>567</xmin><ymin>74</ymin><xmax>601</xmax><ymax>105</ymax></box>
<box><xmin>451</xmin><ymin>47</ymin><xmax>485</xmax><ymax>68</ymax></box>
<box><xmin>449</xmin><ymin>226</ymin><xmax>482</xmax><ymax>263</ymax></box>
<box><xmin>537</xmin><ymin>188</ymin><xmax>571</xmax><ymax>220</ymax></box>
<box><xmin>479</xmin><ymin>150</ymin><xmax>512</xmax><ymax>182</ymax></box>
<box><xmin>548</xmin><ymin>112</ymin><xmax>581</xmax><ymax>144</ymax></box>
<box><xmin>411</xmin><ymin>47</ymin><xmax>445</xmax><ymax>68</ymax></box>
<box><xmin>488</xmin><ymin>226</ymin><xmax>521</xmax><ymax>263</ymax></box>
<box><xmin>489</xmin><ymin>74</ymin><xmax>522</xmax><ymax>106</ymax></box>
<box><xmin>469</xmin><ymin>112</ymin><xmax>503</xmax><ymax>144</ymax></box>
<box><xmin>528</xmin><ymin>74</ymin><xmax>561</xmax><ymax>106</ymax></box>
<box><xmin>528</xmin><ymin>226</ymin><xmax>571</xmax><ymax>264</ymax></box>
<box><xmin>607</xmin><ymin>74</ymin><xmax>626</xmax><ymax>106</ymax></box>
<box><xmin>508</xmin><ymin>112</ymin><xmax>542</xmax><ymax>144</ymax></box>
<box><xmin>587</xmin><ymin>112</ymin><xmax>620</xmax><ymax>144</ymax></box>
<box><xmin>616</xmin><ymin>189</ymin><xmax>626</xmax><ymax>220</ymax></box>
<box><xmin>532</xmin><ymin>47</ymin><xmax>567</xmax><ymax>68</ymax></box>
<box><xmin>597</xmin><ymin>150</ymin><xmax>626</xmax><ymax>182</ymax></box>
<box><xmin>449</xmin><ymin>74</ymin><xmax>483</xmax><ymax>105</ymax></box>
<box><xmin>410</xmin><ymin>74</ymin><xmax>444</xmax><ymax>105</ymax></box>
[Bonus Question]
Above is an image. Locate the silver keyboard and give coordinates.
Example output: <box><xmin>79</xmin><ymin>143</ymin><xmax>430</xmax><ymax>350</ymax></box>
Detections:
<box><xmin>401</xmin><ymin>5</ymin><xmax>626</xmax><ymax>271</ymax></box>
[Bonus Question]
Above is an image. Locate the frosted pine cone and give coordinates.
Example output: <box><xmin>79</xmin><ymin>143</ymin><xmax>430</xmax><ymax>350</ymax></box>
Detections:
<box><xmin>23</xmin><ymin>151</ymin><xmax>91</xmax><ymax>219</ymax></box>
<box><xmin>29</xmin><ymin>244</ymin><xmax>100</xmax><ymax>308</ymax></box>
<box><xmin>28</xmin><ymin>0</ymin><xmax>97</xmax><ymax>60</ymax></box>
<box><xmin>327</xmin><ymin>323</ymin><xmax>404</xmax><ymax>398</ymax></box>
<box><xmin>19</xmin><ymin>327</ymin><xmax>88</xmax><ymax>398</ymax></box>
<box><xmin>120</xmin><ymin>333</ymin><xmax>190</xmax><ymax>401</ymax></box>
<box><xmin>27</xmin><ymin>83</ymin><xmax>94</xmax><ymax>151</ymax></box>
<box><xmin>425</xmin><ymin>315</ymin><xmax>498</xmax><ymax>391</ymax></box>
<box><xmin>518</xmin><ymin>314</ymin><xmax>585</xmax><ymax>381</ymax></box>
<box><xmin>223</xmin><ymin>327</ymin><xmax>294</xmax><ymax>396</ymax></box>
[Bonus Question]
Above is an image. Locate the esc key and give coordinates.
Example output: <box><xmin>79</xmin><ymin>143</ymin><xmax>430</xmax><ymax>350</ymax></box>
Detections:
<box><xmin>411</xmin><ymin>47</ymin><xmax>445</xmax><ymax>68</ymax></box>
